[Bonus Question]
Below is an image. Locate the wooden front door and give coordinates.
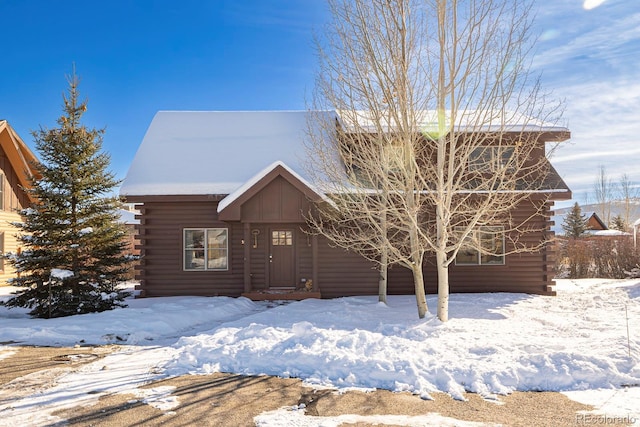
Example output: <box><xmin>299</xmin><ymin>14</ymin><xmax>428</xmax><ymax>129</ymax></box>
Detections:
<box><xmin>269</xmin><ymin>229</ymin><xmax>295</xmax><ymax>287</ymax></box>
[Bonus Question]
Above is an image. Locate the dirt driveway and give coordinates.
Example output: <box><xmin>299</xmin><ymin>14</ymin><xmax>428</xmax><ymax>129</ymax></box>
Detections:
<box><xmin>0</xmin><ymin>346</ymin><xmax>595</xmax><ymax>426</ymax></box>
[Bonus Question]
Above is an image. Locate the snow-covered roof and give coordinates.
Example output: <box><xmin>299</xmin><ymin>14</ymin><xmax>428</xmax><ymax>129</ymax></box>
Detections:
<box><xmin>588</xmin><ymin>229</ymin><xmax>631</xmax><ymax>237</ymax></box>
<box><xmin>120</xmin><ymin>111</ymin><xmax>332</xmax><ymax>197</ymax></box>
<box><xmin>121</xmin><ymin>110</ymin><xmax>570</xmax><ymax>198</ymax></box>
<box><xmin>336</xmin><ymin>110</ymin><xmax>569</xmax><ymax>136</ymax></box>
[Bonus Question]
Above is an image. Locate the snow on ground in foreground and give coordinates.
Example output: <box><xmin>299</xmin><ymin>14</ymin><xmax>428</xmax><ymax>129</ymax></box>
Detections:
<box><xmin>167</xmin><ymin>279</ymin><xmax>640</xmax><ymax>400</ymax></box>
<box><xmin>254</xmin><ymin>407</ymin><xmax>493</xmax><ymax>427</ymax></box>
<box><xmin>1</xmin><ymin>279</ymin><xmax>639</xmax><ymax>426</ymax></box>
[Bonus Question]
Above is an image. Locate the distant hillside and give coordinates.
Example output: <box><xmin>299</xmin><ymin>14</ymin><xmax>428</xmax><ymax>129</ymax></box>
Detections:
<box><xmin>553</xmin><ymin>200</ymin><xmax>640</xmax><ymax>218</ymax></box>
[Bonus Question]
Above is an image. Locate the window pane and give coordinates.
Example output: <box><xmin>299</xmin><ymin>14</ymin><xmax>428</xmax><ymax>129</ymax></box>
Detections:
<box><xmin>455</xmin><ymin>233</ymin><xmax>479</xmax><ymax>265</ymax></box>
<box><xmin>185</xmin><ymin>230</ymin><xmax>204</xmax><ymax>249</ymax></box>
<box><xmin>208</xmin><ymin>229</ymin><xmax>227</xmax><ymax>249</ymax></box>
<box><xmin>456</xmin><ymin>247</ymin><xmax>478</xmax><ymax>264</ymax></box>
<box><xmin>207</xmin><ymin>229</ymin><xmax>228</xmax><ymax>270</ymax></box>
<box><xmin>185</xmin><ymin>249</ymin><xmax>205</xmax><ymax>270</ymax></box>
<box><xmin>208</xmin><ymin>249</ymin><xmax>227</xmax><ymax>269</ymax></box>
<box><xmin>499</xmin><ymin>147</ymin><xmax>515</xmax><ymax>170</ymax></box>
<box><xmin>480</xmin><ymin>228</ymin><xmax>504</xmax><ymax>265</ymax></box>
<box><xmin>272</xmin><ymin>230</ymin><xmax>293</xmax><ymax>246</ymax></box>
<box><xmin>469</xmin><ymin>147</ymin><xmax>491</xmax><ymax>172</ymax></box>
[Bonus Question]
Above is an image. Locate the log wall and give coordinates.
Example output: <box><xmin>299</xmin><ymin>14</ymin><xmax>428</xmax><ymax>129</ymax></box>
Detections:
<box><xmin>130</xmin><ymin>196</ymin><xmax>558</xmax><ymax>298</ymax></box>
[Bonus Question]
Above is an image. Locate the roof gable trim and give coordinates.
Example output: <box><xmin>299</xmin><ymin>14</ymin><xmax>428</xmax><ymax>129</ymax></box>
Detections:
<box><xmin>217</xmin><ymin>161</ymin><xmax>333</xmax><ymax>220</ymax></box>
<box><xmin>0</xmin><ymin>121</ymin><xmax>39</xmax><ymax>201</ymax></box>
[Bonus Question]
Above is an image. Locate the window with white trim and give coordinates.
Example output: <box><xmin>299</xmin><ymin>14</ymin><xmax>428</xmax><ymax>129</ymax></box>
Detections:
<box><xmin>455</xmin><ymin>226</ymin><xmax>505</xmax><ymax>265</ymax></box>
<box><xmin>469</xmin><ymin>147</ymin><xmax>515</xmax><ymax>173</ymax></box>
<box><xmin>184</xmin><ymin>228</ymin><xmax>228</xmax><ymax>271</ymax></box>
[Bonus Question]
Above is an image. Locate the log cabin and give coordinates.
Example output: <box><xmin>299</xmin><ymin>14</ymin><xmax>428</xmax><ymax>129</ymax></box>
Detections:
<box><xmin>120</xmin><ymin>110</ymin><xmax>571</xmax><ymax>299</ymax></box>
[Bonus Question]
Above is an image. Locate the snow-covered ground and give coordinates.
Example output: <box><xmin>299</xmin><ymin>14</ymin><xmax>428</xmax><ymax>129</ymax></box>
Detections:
<box><xmin>1</xmin><ymin>279</ymin><xmax>639</xmax><ymax>426</ymax></box>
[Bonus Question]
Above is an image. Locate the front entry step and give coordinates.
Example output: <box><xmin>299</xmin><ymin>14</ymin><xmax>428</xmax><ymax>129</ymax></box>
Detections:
<box><xmin>241</xmin><ymin>290</ymin><xmax>322</xmax><ymax>301</ymax></box>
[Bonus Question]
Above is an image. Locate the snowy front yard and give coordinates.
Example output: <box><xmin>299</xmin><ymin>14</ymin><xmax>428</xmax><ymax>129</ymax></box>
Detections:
<box><xmin>1</xmin><ymin>279</ymin><xmax>639</xmax><ymax>425</ymax></box>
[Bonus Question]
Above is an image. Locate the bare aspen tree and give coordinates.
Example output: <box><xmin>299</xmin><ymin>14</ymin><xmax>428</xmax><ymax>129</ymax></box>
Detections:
<box><xmin>306</xmin><ymin>0</ymin><xmax>564</xmax><ymax>321</ymax></box>
<box><xmin>619</xmin><ymin>173</ymin><xmax>638</xmax><ymax>228</ymax></box>
<box><xmin>422</xmin><ymin>0</ymin><xmax>563</xmax><ymax>321</ymax></box>
<box><xmin>593</xmin><ymin>165</ymin><xmax>616</xmax><ymax>226</ymax></box>
<box><xmin>306</xmin><ymin>0</ymin><xmax>430</xmax><ymax>317</ymax></box>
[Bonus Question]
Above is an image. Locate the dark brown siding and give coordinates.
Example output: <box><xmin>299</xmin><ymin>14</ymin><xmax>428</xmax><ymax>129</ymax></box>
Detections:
<box><xmin>242</xmin><ymin>176</ymin><xmax>312</xmax><ymax>223</ymax></box>
<box><xmin>316</xmin><ymin>236</ymin><xmax>379</xmax><ymax>298</ymax></box>
<box><xmin>430</xmin><ymin>199</ymin><xmax>555</xmax><ymax>295</ymax></box>
<box><xmin>248</xmin><ymin>224</ymin><xmax>268</xmax><ymax>290</ymax></box>
<box><xmin>322</xmin><ymin>198</ymin><xmax>558</xmax><ymax>297</ymax></box>
<box><xmin>132</xmin><ymin>197</ymin><xmax>558</xmax><ymax>298</ymax></box>
<box><xmin>134</xmin><ymin>200</ymin><xmax>244</xmax><ymax>297</ymax></box>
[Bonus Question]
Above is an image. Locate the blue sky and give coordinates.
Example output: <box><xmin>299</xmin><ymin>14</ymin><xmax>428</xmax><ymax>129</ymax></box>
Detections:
<box><xmin>0</xmin><ymin>0</ymin><xmax>638</xmax><ymax>204</ymax></box>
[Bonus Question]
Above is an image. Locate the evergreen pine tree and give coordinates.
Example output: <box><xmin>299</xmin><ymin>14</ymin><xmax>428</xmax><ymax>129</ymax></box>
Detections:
<box><xmin>562</xmin><ymin>202</ymin><xmax>588</xmax><ymax>239</ymax></box>
<box><xmin>1</xmin><ymin>72</ymin><xmax>131</xmax><ymax>318</ymax></box>
<box><xmin>610</xmin><ymin>214</ymin><xmax>627</xmax><ymax>232</ymax></box>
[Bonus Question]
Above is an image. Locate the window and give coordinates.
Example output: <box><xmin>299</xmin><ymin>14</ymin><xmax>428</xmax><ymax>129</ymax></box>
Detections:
<box><xmin>271</xmin><ymin>230</ymin><xmax>293</xmax><ymax>246</ymax></box>
<box><xmin>455</xmin><ymin>226</ymin><xmax>505</xmax><ymax>265</ymax></box>
<box><xmin>469</xmin><ymin>147</ymin><xmax>515</xmax><ymax>173</ymax></box>
<box><xmin>184</xmin><ymin>228</ymin><xmax>228</xmax><ymax>271</ymax></box>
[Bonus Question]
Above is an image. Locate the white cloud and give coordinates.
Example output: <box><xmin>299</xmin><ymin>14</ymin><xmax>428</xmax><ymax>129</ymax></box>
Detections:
<box><xmin>583</xmin><ymin>0</ymin><xmax>607</xmax><ymax>11</ymax></box>
<box><xmin>532</xmin><ymin>2</ymin><xmax>640</xmax><ymax>201</ymax></box>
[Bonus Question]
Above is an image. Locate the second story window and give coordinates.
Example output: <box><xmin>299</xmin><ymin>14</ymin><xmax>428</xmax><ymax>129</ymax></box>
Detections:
<box><xmin>469</xmin><ymin>147</ymin><xmax>515</xmax><ymax>173</ymax></box>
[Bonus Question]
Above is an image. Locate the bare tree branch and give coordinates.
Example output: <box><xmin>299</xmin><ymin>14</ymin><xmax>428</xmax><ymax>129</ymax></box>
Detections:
<box><xmin>306</xmin><ymin>0</ymin><xmax>564</xmax><ymax>321</ymax></box>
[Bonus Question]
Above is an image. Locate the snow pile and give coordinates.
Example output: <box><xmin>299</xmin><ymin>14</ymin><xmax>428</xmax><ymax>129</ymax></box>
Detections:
<box><xmin>1</xmin><ymin>279</ymin><xmax>639</xmax><ymax>424</ymax></box>
<box><xmin>166</xmin><ymin>280</ymin><xmax>640</xmax><ymax>400</ymax></box>
<box><xmin>0</xmin><ymin>287</ymin><xmax>265</xmax><ymax>346</ymax></box>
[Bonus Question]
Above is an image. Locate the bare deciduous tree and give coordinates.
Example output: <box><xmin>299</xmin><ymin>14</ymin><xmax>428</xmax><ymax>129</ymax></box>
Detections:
<box><xmin>306</xmin><ymin>0</ymin><xmax>564</xmax><ymax>321</ymax></box>
<box><xmin>593</xmin><ymin>165</ymin><xmax>616</xmax><ymax>227</ymax></box>
<box><xmin>618</xmin><ymin>173</ymin><xmax>638</xmax><ymax>228</ymax></box>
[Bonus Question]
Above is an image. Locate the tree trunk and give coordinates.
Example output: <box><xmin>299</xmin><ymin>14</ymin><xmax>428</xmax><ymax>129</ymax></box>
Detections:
<box><xmin>412</xmin><ymin>263</ymin><xmax>428</xmax><ymax>318</ymax></box>
<box><xmin>436</xmin><ymin>250</ymin><xmax>449</xmax><ymax>322</ymax></box>
<box><xmin>379</xmin><ymin>200</ymin><xmax>388</xmax><ymax>303</ymax></box>
<box><xmin>379</xmin><ymin>247</ymin><xmax>388</xmax><ymax>303</ymax></box>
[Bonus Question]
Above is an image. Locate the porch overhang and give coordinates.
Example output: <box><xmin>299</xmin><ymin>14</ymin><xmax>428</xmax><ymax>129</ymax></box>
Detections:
<box><xmin>217</xmin><ymin>161</ymin><xmax>328</xmax><ymax>221</ymax></box>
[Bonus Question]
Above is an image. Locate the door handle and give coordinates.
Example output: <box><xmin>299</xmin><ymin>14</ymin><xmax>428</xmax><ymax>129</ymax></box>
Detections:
<box><xmin>269</xmin><ymin>254</ymin><xmax>273</xmax><ymax>263</ymax></box>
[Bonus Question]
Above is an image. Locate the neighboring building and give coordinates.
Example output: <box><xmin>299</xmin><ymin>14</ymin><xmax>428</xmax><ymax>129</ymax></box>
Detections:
<box><xmin>0</xmin><ymin>120</ymin><xmax>39</xmax><ymax>285</ymax></box>
<box><xmin>552</xmin><ymin>210</ymin><xmax>625</xmax><ymax>236</ymax></box>
<box><xmin>117</xmin><ymin>205</ymin><xmax>141</xmax><ymax>280</ymax></box>
<box><xmin>120</xmin><ymin>111</ymin><xmax>571</xmax><ymax>299</ymax></box>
